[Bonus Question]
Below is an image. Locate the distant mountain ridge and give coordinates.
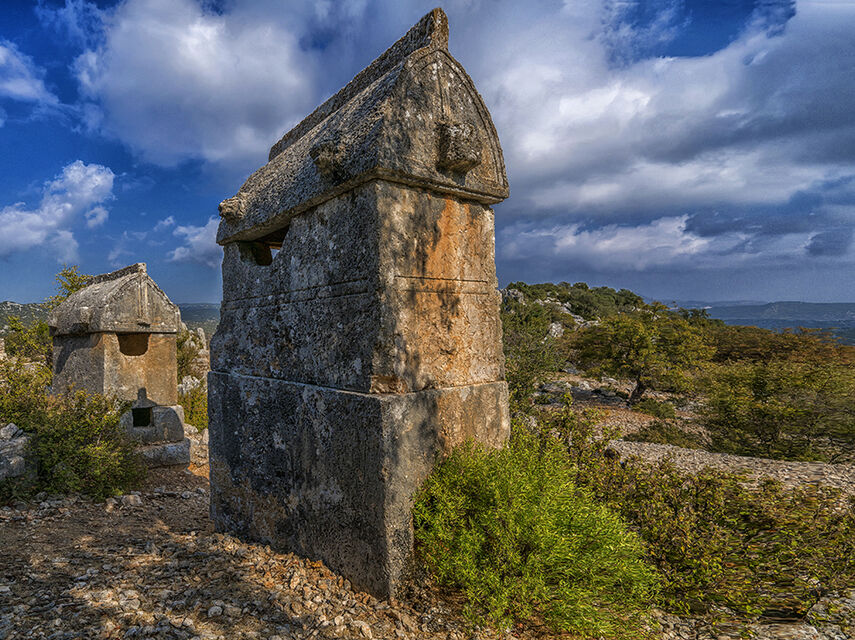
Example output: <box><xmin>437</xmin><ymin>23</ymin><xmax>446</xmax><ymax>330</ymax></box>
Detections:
<box><xmin>708</xmin><ymin>301</ymin><xmax>855</xmax><ymax>323</ymax></box>
<box><xmin>4</xmin><ymin>297</ymin><xmax>854</xmax><ymax>343</ymax></box>
<box><xmin>0</xmin><ymin>301</ymin><xmax>47</xmax><ymax>332</ymax></box>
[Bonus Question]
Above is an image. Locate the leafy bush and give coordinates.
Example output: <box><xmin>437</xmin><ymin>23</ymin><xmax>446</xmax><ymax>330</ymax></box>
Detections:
<box><xmin>703</xmin><ymin>360</ymin><xmax>855</xmax><ymax>461</ymax></box>
<box><xmin>501</xmin><ymin>301</ymin><xmax>564</xmax><ymax>409</ymax></box>
<box><xmin>179</xmin><ymin>386</ymin><xmax>208</xmax><ymax>431</ymax></box>
<box><xmin>413</xmin><ymin>425</ymin><xmax>659</xmax><ymax>637</ymax></box>
<box><xmin>633</xmin><ymin>398</ymin><xmax>677</xmax><ymax>419</ymax></box>
<box><xmin>177</xmin><ymin>328</ymin><xmax>203</xmax><ymax>380</ymax></box>
<box><xmin>0</xmin><ymin>359</ymin><xmax>143</xmax><ymax>500</ymax></box>
<box><xmin>4</xmin><ymin>316</ymin><xmax>51</xmax><ymax>368</ymax></box>
<box><xmin>4</xmin><ymin>266</ymin><xmax>93</xmax><ymax>370</ymax></box>
<box><xmin>623</xmin><ymin>420</ymin><xmax>705</xmax><ymax>450</ymax></box>
<box><xmin>0</xmin><ymin>360</ymin><xmax>52</xmax><ymax>427</ymax></box>
<box><xmin>29</xmin><ymin>390</ymin><xmax>143</xmax><ymax>499</ymax></box>
<box><xmin>539</xmin><ymin>403</ymin><xmax>855</xmax><ymax>619</ymax></box>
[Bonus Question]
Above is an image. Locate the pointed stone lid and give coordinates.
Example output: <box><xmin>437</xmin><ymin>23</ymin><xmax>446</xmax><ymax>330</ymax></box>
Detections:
<box><xmin>217</xmin><ymin>8</ymin><xmax>508</xmax><ymax>245</ymax></box>
<box><xmin>49</xmin><ymin>263</ymin><xmax>181</xmax><ymax>335</ymax></box>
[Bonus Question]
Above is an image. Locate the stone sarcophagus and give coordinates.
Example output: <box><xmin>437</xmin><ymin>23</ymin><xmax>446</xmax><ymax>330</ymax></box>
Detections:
<box><xmin>49</xmin><ymin>263</ymin><xmax>190</xmax><ymax>467</ymax></box>
<box><xmin>209</xmin><ymin>8</ymin><xmax>509</xmax><ymax>596</ymax></box>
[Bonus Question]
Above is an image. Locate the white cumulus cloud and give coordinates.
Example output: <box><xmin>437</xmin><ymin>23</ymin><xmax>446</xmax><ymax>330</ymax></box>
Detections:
<box><xmin>0</xmin><ymin>160</ymin><xmax>115</xmax><ymax>261</ymax></box>
<box><xmin>0</xmin><ymin>40</ymin><xmax>59</xmax><ymax>106</ymax></box>
<box><xmin>168</xmin><ymin>216</ymin><xmax>221</xmax><ymax>268</ymax></box>
<box><xmin>153</xmin><ymin>215</ymin><xmax>175</xmax><ymax>232</ymax></box>
<box><xmin>73</xmin><ymin>0</ymin><xmax>318</xmax><ymax>166</ymax></box>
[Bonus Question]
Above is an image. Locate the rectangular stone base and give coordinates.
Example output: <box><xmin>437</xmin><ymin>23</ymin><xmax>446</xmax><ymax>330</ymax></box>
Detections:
<box><xmin>137</xmin><ymin>438</ymin><xmax>190</xmax><ymax>468</ymax></box>
<box><xmin>208</xmin><ymin>372</ymin><xmax>509</xmax><ymax>597</ymax></box>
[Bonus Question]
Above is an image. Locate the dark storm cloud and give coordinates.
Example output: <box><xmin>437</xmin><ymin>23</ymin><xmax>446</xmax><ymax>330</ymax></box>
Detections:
<box><xmin>806</xmin><ymin>228</ymin><xmax>854</xmax><ymax>257</ymax></box>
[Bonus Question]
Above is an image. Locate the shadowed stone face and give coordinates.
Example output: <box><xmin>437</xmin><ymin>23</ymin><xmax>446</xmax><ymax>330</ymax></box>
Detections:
<box><xmin>209</xmin><ymin>8</ymin><xmax>510</xmax><ymax>597</ymax></box>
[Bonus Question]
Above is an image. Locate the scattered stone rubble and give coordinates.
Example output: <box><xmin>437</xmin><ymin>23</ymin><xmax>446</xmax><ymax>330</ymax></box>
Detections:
<box><xmin>183</xmin><ymin>424</ymin><xmax>209</xmax><ymax>467</ymax></box>
<box><xmin>210</xmin><ymin>8</ymin><xmax>509</xmax><ymax>597</ymax></box>
<box><xmin>0</xmin><ymin>468</ymin><xmax>851</xmax><ymax>640</ymax></box>
<box><xmin>0</xmin><ymin>470</ymin><xmax>512</xmax><ymax>640</ymax></box>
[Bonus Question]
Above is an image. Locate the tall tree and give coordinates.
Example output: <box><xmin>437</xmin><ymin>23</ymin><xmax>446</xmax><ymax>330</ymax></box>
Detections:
<box><xmin>574</xmin><ymin>308</ymin><xmax>712</xmax><ymax>403</ymax></box>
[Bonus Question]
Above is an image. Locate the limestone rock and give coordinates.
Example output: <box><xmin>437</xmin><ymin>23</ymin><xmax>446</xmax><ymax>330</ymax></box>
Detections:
<box><xmin>136</xmin><ymin>439</ymin><xmax>190</xmax><ymax>468</ymax></box>
<box><xmin>184</xmin><ymin>423</ymin><xmax>209</xmax><ymax>466</ymax></box>
<box><xmin>0</xmin><ymin>425</ymin><xmax>32</xmax><ymax>481</ymax></box>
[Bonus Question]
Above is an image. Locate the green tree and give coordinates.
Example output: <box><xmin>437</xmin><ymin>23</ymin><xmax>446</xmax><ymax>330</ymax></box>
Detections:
<box><xmin>45</xmin><ymin>264</ymin><xmax>93</xmax><ymax>310</ymax></box>
<box><xmin>4</xmin><ymin>316</ymin><xmax>52</xmax><ymax>367</ymax></box>
<box><xmin>574</xmin><ymin>308</ymin><xmax>712</xmax><ymax>403</ymax></box>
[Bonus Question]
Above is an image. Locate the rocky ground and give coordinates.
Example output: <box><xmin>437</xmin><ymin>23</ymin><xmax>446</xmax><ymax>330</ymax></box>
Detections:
<box><xmin>0</xmin><ymin>466</ymin><xmax>514</xmax><ymax>640</ymax></box>
<box><xmin>609</xmin><ymin>439</ymin><xmax>855</xmax><ymax>495</ymax></box>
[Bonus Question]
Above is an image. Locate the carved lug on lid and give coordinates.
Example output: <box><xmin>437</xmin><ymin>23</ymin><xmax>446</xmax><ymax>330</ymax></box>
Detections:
<box><xmin>218</xmin><ymin>196</ymin><xmax>245</xmax><ymax>222</ymax></box>
<box><xmin>437</xmin><ymin>121</ymin><xmax>482</xmax><ymax>173</ymax></box>
<box><xmin>310</xmin><ymin>139</ymin><xmax>345</xmax><ymax>178</ymax></box>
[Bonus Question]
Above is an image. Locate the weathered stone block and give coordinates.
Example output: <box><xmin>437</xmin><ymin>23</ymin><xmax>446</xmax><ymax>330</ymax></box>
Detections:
<box><xmin>137</xmin><ymin>438</ymin><xmax>191</xmax><ymax>468</ymax></box>
<box><xmin>209</xmin><ymin>371</ymin><xmax>508</xmax><ymax>596</ymax></box>
<box><xmin>209</xmin><ymin>8</ymin><xmax>510</xmax><ymax>597</ymax></box>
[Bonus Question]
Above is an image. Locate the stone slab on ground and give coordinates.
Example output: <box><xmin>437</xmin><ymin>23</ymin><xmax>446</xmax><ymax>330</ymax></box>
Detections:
<box><xmin>136</xmin><ymin>438</ymin><xmax>191</xmax><ymax>468</ymax></box>
<box><xmin>610</xmin><ymin>439</ymin><xmax>855</xmax><ymax>495</ymax></box>
<box><xmin>0</xmin><ymin>423</ymin><xmax>32</xmax><ymax>482</ymax></box>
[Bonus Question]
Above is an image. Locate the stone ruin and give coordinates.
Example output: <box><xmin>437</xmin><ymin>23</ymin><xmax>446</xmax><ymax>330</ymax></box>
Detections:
<box><xmin>49</xmin><ymin>263</ymin><xmax>190</xmax><ymax>467</ymax></box>
<box><xmin>209</xmin><ymin>8</ymin><xmax>510</xmax><ymax>596</ymax></box>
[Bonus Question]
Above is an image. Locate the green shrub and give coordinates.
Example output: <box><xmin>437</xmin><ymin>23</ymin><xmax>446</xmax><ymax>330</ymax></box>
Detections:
<box><xmin>413</xmin><ymin>425</ymin><xmax>659</xmax><ymax>637</ymax></box>
<box><xmin>4</xmin><ymin>266</ymin><xmax>93</xmax><ymax>370</ymax></box>
<box><xmin>179</xmin><ymin>386</ymin><xmax>208</xmax><ymax>431</ymax></box>
<box><xmin>0</xmin><ymin>360</ymin><xmax>52</xmax><ymax>427</ymax></box>
<box><xmin>501</xmin><ymin>302</ymin><xmax>564</xmax><ymax>409</ymax></box>
<box><xmin>623</xmin><ymin>420</ymin><xmax>705</xmax><ymax>450</ymax></box>
<box><xmin>633</xmin><ymin>398</ymin><xmax>677</xmax><ymax>420</ymax></box>
<box><xmin>4</xmin><ymin>316</ymin><xmax>51</xmax><ymax>368</ymax></box>
<box><xmin>0</xmin><ymin>359</ymin><xmax>143</xmax><ymax>500</ymax></box>
<box><xmin>507</xmin><ymin>281</ymin><xmax>644</xmax><ymax>320</ymax></box>
<box><xmin>30</xmin><ymin>390</ymin><xmax>143</xmax><ymax>499</ymax></box>
<box><xmin>703</xmin><ymin>360</ymin><xmax>855</xmax><ymax>461</ymax></box>
<box><xmin>540</xmin><ymin>403</ymin><xmax>855</xmax><ymax>619</ymax></box>
<box><xmin>176</xmin><ymin>328</ymin><xmax>203</xmax><ymax>380</ymax></box>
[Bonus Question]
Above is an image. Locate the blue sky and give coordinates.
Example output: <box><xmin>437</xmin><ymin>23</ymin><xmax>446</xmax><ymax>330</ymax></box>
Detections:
<box><xmin>0</xmin><ymin>0</ymin><xmax>853</xmax><ymax>303</ymax></box>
